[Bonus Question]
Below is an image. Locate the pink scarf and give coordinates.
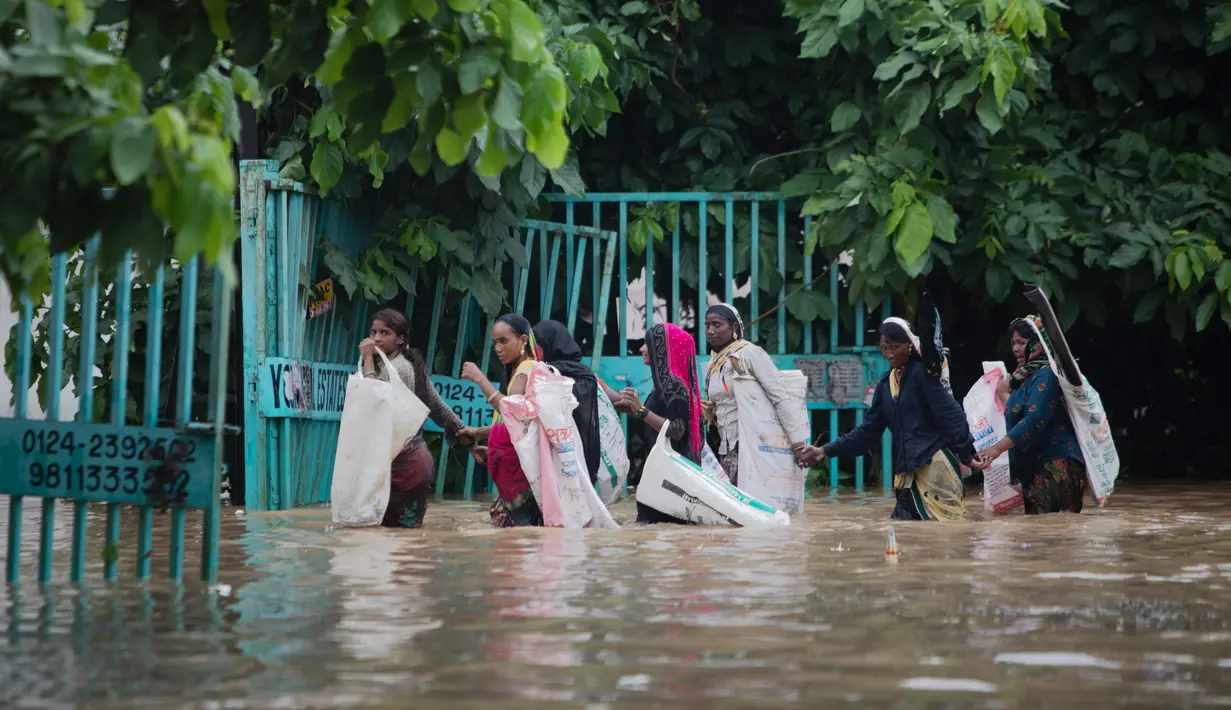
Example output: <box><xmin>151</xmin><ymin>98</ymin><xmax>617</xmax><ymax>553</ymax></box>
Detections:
<box><xmin>661</xmin><ymin>323</ymin><xmax>702</xmax><ymax>459</ymax></box>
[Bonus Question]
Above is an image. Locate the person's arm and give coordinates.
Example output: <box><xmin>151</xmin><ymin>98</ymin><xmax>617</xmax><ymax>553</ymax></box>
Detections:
<box><xmin>821</xmin><ymin>386</ymin><xmax>887</xmax><ymax>459</ymax></box>
<box><xmin>984</xmin><ymin>369</ymin><xmax>1063</xmax><ymax>461</ymax></box>
<box><xmin>360</xmin><ymin>339</ymin><xmax>382</xmax><ymax>380</ymax></box>
<box><xmin>737</xmin><ymin>347</ymin><xmax>808</xmax><ymax>449</ymax></box>
<box><xmin>616</xmin><ymin>387</ymin><xmax>683</xmax><ymax>439</ymax></box>
<box><xmin>600</xmin><ymin>380</ymin><xmax>624</xmax><ymax>405</ymax></box>
<box><xmin>420</xmin><ymin>373</ymin><xmax>463</xmax><ymax>433</ymax></box>
<box><xmin>917</xmin><ymin>369</ymin><xmax>976</xmax><ymax>465</ymax></box>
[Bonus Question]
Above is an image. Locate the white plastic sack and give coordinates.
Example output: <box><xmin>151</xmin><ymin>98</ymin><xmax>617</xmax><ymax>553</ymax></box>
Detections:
<box><xmin>963</xmin><ymin>362</ymin><xmax>1024</xmax><ymax>515</ymax></box>
<box><xmin>637</xmin><ymin>425</ymin><xmax>790</xmax><ymax>528</ymax></box>
<box><xmin>533</xmin><ymin>374</ymin><xmax>619</xmax><ymax>529</ymax></box>
<box><xmin>594</xmin><ymin>387</ymin><xmax>630</xmax><ymax>505</ymax></box>
<box><xmin>731</xmin><ymin>370</ymin><xmax>810</xmax><ymax>515</ymax></box>
<box><xmin>700</xmin><ymin>443</ymin><xmax>729</xmax><ymax>483</ymax></box>
<box><xmin>1025</xmin><ymin>321</ymin><xmax>1120</xmax><ymax>506</ymax></box>
<box><xmin>331</xmin><ymin>350</ymin><xmax>430</xmax><ymax>526</ymax></box>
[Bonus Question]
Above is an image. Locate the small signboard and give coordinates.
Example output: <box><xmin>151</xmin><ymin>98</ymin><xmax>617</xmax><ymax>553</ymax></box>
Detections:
<box><xmin>307</xmin><ymin>278</ymin><xmax>334</xmax><ymax>319</ymax></box>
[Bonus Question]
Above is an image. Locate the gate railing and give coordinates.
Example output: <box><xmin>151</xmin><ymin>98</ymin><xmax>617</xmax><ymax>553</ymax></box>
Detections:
<box><xmin>541</xmin><ymin>192</ymin><xmax>892</xmax><ymax>491</ymax></box>
<box><xmin>2</xmin><ymin>238</ymin><xmax>233</xmax><ymax>585</ymax></box>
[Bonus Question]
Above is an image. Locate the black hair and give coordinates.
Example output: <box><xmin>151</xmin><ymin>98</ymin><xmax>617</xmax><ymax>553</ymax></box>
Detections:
<box><xmin>370</xmin><ymin>308</ymin><xmax>430</xmax><ymax>400</ymax></box>
<box><xmin>494</xmin><ymin>313</ymin><xmax>535</xmax><ymax>392</ymax></box>
<box><xmin>1009</xmin><ymin>319</ymin><xmax>1034</xmax><ymax>340</ymax></box>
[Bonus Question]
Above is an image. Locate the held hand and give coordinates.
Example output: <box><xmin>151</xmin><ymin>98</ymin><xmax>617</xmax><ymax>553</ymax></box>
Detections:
<box><xmin>996</xmin><ymin>373</ymin><xmax>1010</xmax><ymax>404</ymax></box>
<box><xmin>795</xmin><ymin>445</ymin><xmax>826</xmax><ymax>468</ymax></box>
<box><xmin>966</xmin><ymin>456</ymin><xmax>989</xmax><ymax>472</ymax></box>
<box><xmin>457</xmin><ymin>426</ymin><xmax>485</xmax><ymax>443</ymax></box>
<box><xmin>359</xmin><ymin>338</ymin><xmax>377</xmax><ymax>358</ymax></box>
<box><xmin>615</xmin><ymin>387</ymin><xmax>643</xmax><ymax>414</ymax></box>
<box><xmin>470</xmin><ymin>445</ymin><xmax>488</xmax><ymax>466</ymax></box>
<box><xmin>460</xmin><ymin>362</ymin><xmax>485</xmax><ymax>385</ymax></box>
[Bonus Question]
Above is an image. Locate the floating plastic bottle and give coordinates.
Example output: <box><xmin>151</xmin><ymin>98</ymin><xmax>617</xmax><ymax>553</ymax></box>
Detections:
<box><xmin>885</xmin><ymin>526</ymin><xmax>899</xmax><ymax>562</ymax></box>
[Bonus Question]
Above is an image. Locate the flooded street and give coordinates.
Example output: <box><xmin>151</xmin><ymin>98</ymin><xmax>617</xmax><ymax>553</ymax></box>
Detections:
<box><xmin>3</xmin><ymin>484</ymin><xmax>1231</xmax><ymax>709</ymax></box>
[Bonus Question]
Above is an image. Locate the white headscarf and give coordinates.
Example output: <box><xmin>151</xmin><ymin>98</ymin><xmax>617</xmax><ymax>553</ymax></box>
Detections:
<box><xmin>881</xmin><ymin>316</ymin><xmax>921</xmax><ymax>355</ymax></box>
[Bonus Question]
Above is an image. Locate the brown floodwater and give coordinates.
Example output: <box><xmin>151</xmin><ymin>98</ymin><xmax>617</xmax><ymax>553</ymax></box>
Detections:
<box><xmin>2</xmin><ymin>484</ymin><xmax>1231</xmax><ymax>709</ymax></box>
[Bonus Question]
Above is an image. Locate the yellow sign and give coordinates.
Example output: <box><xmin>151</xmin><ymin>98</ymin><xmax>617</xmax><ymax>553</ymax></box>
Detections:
<box><xmin>307</xmin><ymin>278</ymin><xmax>334</xmax><ymax>319</ymax></box>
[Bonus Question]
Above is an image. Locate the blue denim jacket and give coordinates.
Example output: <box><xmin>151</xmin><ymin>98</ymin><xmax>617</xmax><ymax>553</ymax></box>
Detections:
<box><xmin>823</xmin><ymin>359</ymin><xmax>975</xmax><ymax>474</ymax></box>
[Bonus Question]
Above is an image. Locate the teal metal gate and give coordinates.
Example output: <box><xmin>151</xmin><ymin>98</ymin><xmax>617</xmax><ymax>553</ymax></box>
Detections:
<box><xmin>2</xmin><ymin>241</ymin><xmax>233</xmax><ymax>584</ymax></box>
<box><xmin>238</xmin><ymin>160</ymin><xmax>619</xmax><ymax>509</ymax></box>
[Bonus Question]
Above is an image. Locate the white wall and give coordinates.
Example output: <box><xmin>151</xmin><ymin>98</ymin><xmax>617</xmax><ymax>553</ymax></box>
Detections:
<box><xmin>0</xmin><ymin>279</ymin><xmax>81</xmax><ymax>420</ymax></box>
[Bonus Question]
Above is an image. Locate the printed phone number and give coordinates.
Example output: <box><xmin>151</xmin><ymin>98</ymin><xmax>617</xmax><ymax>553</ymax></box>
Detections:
<box><xmin>24</xmin><ymin>462</ymin><xmax>189</xmax><ymax>498</ymax></box>
<box><xmin>20</xmin><ymin>430</ymin><xmax>198</xmax><ymax>463</ymax></box>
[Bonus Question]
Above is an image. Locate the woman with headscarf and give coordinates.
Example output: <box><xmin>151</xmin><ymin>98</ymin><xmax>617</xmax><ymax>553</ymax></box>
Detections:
<box><xmin>796</xmin><ymin>318</ymin><xmax>981</xmax><ymax>521</ymax></box>
<box><xmin>614</xmin><ymin>323</ymin><xmax>702</xmax><ymax>525</ymax></box>
<box><xmin>702</xmin><ymin>303</ymin><xmax>810</xmax><ymax>486</ymax></box>
<box><xmin>459</xmin><ymin>314</ymin><xmax>543</xmax><ymax>527</ymax></box>
<box><xmin>532</xmin><ymin>320</ymin><xmax>624</xmax><ymax>486</ymax></box>
<box><xmin>972</xmin><ymin>316</ymin><xmax>1086</xmax><ymax>514</ymax></box>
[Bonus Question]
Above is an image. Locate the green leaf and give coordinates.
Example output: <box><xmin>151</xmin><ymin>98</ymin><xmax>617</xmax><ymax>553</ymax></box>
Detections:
<box><xmin>382</xmin><ymin>77</ymin><xmax>420</xmax><ymax>132</ymax></box>
<box><xmin>448</xmin><ymin>0</ymin><xmax>482</xmax><ymax>10</ymax></box>
<box><xmin>491</xmin><ymin>73</ymin><xmax>524</xmax><ymax>130</ymax></box>
<box><xmin>837</xmin><ymin>0</ymin><xmax>864</xmax><ymax>28</ymax></box>
<box><xmin>985</xmin><ymin>264</ymin><xmax>1010</xmax><ymax>302</ymax></box>
<box><xmin>109</xmin><ymin>119</ymin><xmax>157</xmax><ymax>186</ymax></box>
<box><xmin>476</xmin><ymin>140</ymin><xmax>508</xmax><ymax>177</ymax></box>
<box><xmin>500</xmin><ymin>0</ymin><xmax>544</xmax><ymax>63</ymax></box>
<box><xmin>366</xmin><ymin>0</ymin><xmax>411</xmax><ymax>44</ymax></box>
<box><xmin>471</xmin><ymin>269</ymin><xmax>505</xmax><ymax>315</ymax></box>
<box><xmin>975</xmin><ymin>91</ymin><xmax>1003</xmax><ymax>135</ymax></box>
<box><xmin>365</xmin><ymin>145</ymin><xmax>389</xmax><ymax>187</ymax></box>
<box><xmin>417</xmin><ymin>64</ymin><xmax>442</xmax><ymax>106</ymax></box>
<box><xmin>830</xmin><ymin>102</ymin><xmax>862</xmax><ymax>132</ymax></box>
<box><xmin>983</xmin><ymin>0</ymin><xmax>1000</xmax><ymax>22</ymax></box>
<box><xmin>24</xmin><ymin>0</ymin><xmax>61</xmax><ymax>46</ymax></box>
<box><xmin>1174</xmin><ymin>251</ymin><xmax>1192</xmax><ymax>291</ymax></box>
<box><xmin>886</xmin><ymin>204</ymin><xmax>905</xmax><ymax>236</ymax></box>
<box><xmin>926</xmin><ymin>196</ymin><xmax>957</xmax><ymax>243</ymax></box>
<box><xmin>800</xmin><ymin>26</ymin><xmax>839</xmax><ymax>59</ymax></box>
<box><xmin>520</xmin><ymin>156</ymin><xmax>547</xmax><ymax>198</ymax></box>
<box><xmin>527</xmin><ymin>122</ymin><xmax>568</xmax><ymax>169</ymax></box>
<box><xmin>231</xmin><ymin>66</ymin><xmax>259</xmax><ymax>103</ymax></box>
<box><xmin>781</xmin><ymin>171</ymin><xmax>822</xmax><ymax>198</ymax></box>
<box><xmin>459</xmin><ymin>47</ymin><xmax>502</xmax><ymax>94</ymax></box>
<box><xmin>1196</xmin><ymin>293</ymin><xmax>1218</xmax><ymax>332</ymax></box>
<box><xmin>896</xmin><ymin>83</ymin><xmax>931</xmax><ymax>135</ymax></box>
<box><xmin>987</xmin><ymin>48</ymin><xmax>1016</xmax><ymax>108</ymax></box>
<box><xmin>453</xmin><ymin>92</ymin><xmax>489</xmax><ymax>143</ymax></box>
<box><xmin>310</xmin><ymin>142</ymin><xmax>344</xmax><ymax>191</ymax></box>
<box><xmin>411</xmin><ymin>0</ymin><xmax>437</xmax><ymax>21</ymax></box>
<box><xmin>1133</xmin><ymin>290</ymin><xmax>1164</xmax><ymax>323</ymax></box>
<box><xmin>522</xmin><ymin>65</ymin><xmax>567</xmax><ymax>137</ymax></box>
<box><xmin>436</xmin><ymin>128</ymin><xmax>468</xmax><ymax>166</ymax></box>
<box><xmin>409</xmin><ymin>144</ymin><xmax>431</xmax><ymax>175</ymax></box>
<box><xmin>549</xmin><ymin>157</ymin><xmax>585</xmax><ymax>196</ymax></box>
<box><xmin>894</xmin><ymin>202</ymin><xmax>933</xmax><ymax>265</ymax></box>
<box><xmin>317</xmin><ymin>31</ymin><xmax>354</xmax><ymax>85</ymax></box>
<box><xmin>1108</xmin><ymin>243</ymin><xmax>1148</xmax><ymax>269</ymax></box>
<box><xmin>1216</xmin><ymin>261</ymin><xmax>1231</xmax><ymax>293</ymax></box>
<box><xmin>628</xmin><ymin>220</ymin><xmax>649</xmax><ymax>254</ymax></box>
<box><xmin>874</xmin><ymin>51</ymin><xmax>916</xmax><ymax>82</ymax></box>
<box><xmin>940</xmin><ymin>72</ymin><xmax>981</xmax><ymax>114</ymax></box>
<box><xmin>619</xmin><ymin>1</ymin><xmax>650</xmax><ymax>15</ymax></box>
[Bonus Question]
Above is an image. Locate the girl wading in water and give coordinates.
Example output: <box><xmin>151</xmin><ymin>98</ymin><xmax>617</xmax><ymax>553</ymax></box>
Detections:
<box><xmin>615</xmin><ymin>323</ymin><xmax>703</xmax><ymax>525</ymax></box>
<box><xmin>796</xmin><ymin>319</ymin><xmax>982</xmax><ymax>521</ymax></box>
<box><xmin>973</xmin><ymin>316</ymin><xmax>1087</xmax><ymax>514</ymax></box>
<box><xmin>458</xmin><ymin>314</ymin><xmax>543</xmax><ymax>527</ymax></box>
<box><xmin>702</xmin><ymin>303</ymin><xmax>810</xmax><ymax>485</ymax></box>
<box><xmin>360</xmin><ymin>309</ymin><xmax>468</xmax><ymax>528</ymax></box>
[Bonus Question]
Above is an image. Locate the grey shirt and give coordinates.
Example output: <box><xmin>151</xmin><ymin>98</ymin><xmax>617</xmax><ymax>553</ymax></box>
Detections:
<box><xmin>367</xmin><ymin>350</ymin><xmax>463</xmax><ymax>452</ymax></box>
<box><xmin>707</xmin><ymin>343</ymin><xmax>809</xmax><ymax>455</ymax></box>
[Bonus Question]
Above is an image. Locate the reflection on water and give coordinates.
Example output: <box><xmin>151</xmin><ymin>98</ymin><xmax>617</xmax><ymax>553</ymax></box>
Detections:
<box><xmin>4</xmin><ymin>484</ymin><xmax>1231</xmax><ymax>708</ymax></box>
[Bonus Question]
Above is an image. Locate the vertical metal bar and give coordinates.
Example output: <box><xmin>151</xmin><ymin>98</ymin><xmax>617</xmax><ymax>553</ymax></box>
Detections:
<box><xmin>777</xmin><ymin>200</ymin><xmax>787</xmax><ymax>355</ymax></box>
<box><xmin>515</xmin><ymin>230</ymin><xmax>535</xmax><ymax>314</ymax></box>
<box><xmin>645</xmin><ymin>218</ymin><xmax>654</xmax><ymax>333</ymax></box>
<box><xmin>171</xmin><ymin>257</ymin><xmax>200</xmax><ymax>581</ymax></box>
<box><xmin>437</xmin><ymin>298</ymin><xmax>473</xmax><ymax>499</ymax></box>
<box><xmin>803</xmin><ymin>216</ymin><xmax>813</xmax><ymax>354</ymax></box>
<box><xmin>591</xmin><ymin>204</ymin><xmax>601</xmax><ymax>340</ymax></box>
<box><xmin>882</xmin><ymin>297</ymin><xmax>893</xmax><ymax>494</ymax></box>
<box><xmin>854</xmin><ymin>299</ymin><xmax>866</xmax><ymax>490</ymax></box>
<box><xmin>425</xmin><ymin>278</ymin><xmax>445</xmax><ymax>366</ymax></box>
<box><xmin>138</xmin><ymin>266</ymin><xmax>165</xmax><ymax>580</ymax></box>
<box><xmin>202</xmin><ymin>267</ymin><xmax>230</xmax><ymax>583</ymax></box>
<box><xmin>567</xmin><ymin>238</ymin><xmax>587</xmax><ymax>332</ymax></box>
<box><xmin>591</xmin><ymin>232</ymin><xmax>617</xmax><ymax>372</ymax></box>
<box><xmin>276</xmin><ymin>193</ymin><xmax>294</xmax><ymax>509</ymax></box>
<box><xmin>72</xmin><ymin>238</ymin><xmax>101</xmax><ymax>582</ymax></box>
<box><xmin>538</xmin><ymin>227</ymin><xmax>548</xmax><ymax>317</ymax></box>
<box><xmin>543</xmin><ymin>231</ymin><xmax>562</xmax><ymax>319</ymax></box>
<box><xmin>724</xmin><ymin>199</ymin><xmax>734</xmax><ymax>304</ymax></box>
<box><xmin>671</xmin><ymin>216</ymin><xmax>680</xmax><ymax>324</ymax></box>
<box><xmin>565</xmin><ymin>202</ymin><xmax>575</xmax><ymax>316</ymax></box>
<box><xmin>40</xmin><ymin>253</ymin><xmax>69</xmax><ymax>585</ymax></box>
<box><xmin>829</xmin><ymin>259</ymin><xmax>840</xmax><ymax>488</ymax></box>
<box><xmin>108</xmin><ymin>252</ymin><xmax>133</xmax><ymax>580</ymax></box>
<box><xmin>6</xmin><ymin>297</ymin><xmax>32</xmax><ymax>583</ymax></box>
<box><xmin>470</xmin><ymin>312</ymin><xmax>496</xmax><ymax>495</ymax></box>
<box><xmin>618</xmin><ymin>203</ymin><xmax>628</xmax><ymax>355</ymax></box>
<box><xmin>750</xmin><ymin>202</ymin><xmax>760</xmax><ymax>342</ymax></box>
<box><xmin>697</xmin><ymin>202</ymin><xmax>707</xmax><ymax>354</ymax></box>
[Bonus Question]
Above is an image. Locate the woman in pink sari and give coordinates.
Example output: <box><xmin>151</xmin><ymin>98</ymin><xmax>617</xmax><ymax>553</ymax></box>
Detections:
<box><xmin>460</xmin><ymin>314</ymin><xmax>543</xmax><ymax>527</ymax></box>
<box><xmin>615</xmin><ymin>323</ymin><xmax>703</xmax><ymax>525</ymax></box>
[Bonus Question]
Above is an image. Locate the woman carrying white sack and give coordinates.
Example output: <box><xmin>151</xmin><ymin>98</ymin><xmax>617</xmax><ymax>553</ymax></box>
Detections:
<box><xmin>701</xmin><ymin>303</ymin><xmax>810</xmax><ymax>487</ymax></box>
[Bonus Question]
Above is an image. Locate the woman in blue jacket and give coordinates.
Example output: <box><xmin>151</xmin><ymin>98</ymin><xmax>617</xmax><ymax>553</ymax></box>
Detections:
<box><xmin>797</xmin><ymin>318</ymin><xmax>981</xmax><ymax>520</ymax></box>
